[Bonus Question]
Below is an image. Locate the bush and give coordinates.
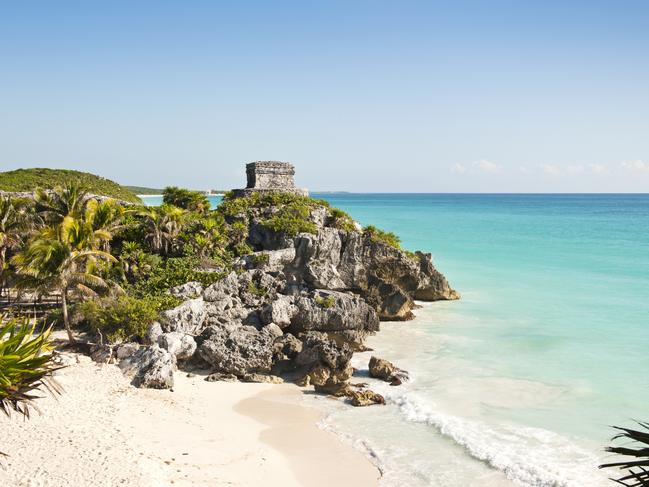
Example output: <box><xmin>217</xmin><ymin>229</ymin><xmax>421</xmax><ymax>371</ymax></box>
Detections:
<box><xmin>315</xmin><ymin>295</ymin><xmax>336</xmax><ymax>308</ymax></box>
<box><xmin>129</xmin><ymin>256</ymin><xmax>226</xmax><ymax>297</ymax></box>
<box><xmin>79</xmin><ymin>295</ymin><xmax>178</xmax><ymax>343</ymax></box>
<box><xmin>329</xmin><ymin>208</ymin><xmax>356</xmax><ymax>232</ymax></box>
<box><xmin>163</xmin><ymin>187</ymin><xmax>210</xmax><ymax>213</ymax></box>
<box><xmin>364</xmin><ymin>225</ymin><xmax>401</xmax><ymax>249</ymax></box>
<box><xmin>246</xmin><ymin>281</ymin><xmax>267</xmax><ymax>298</ymax></box>
<box><xmin>262</xmin><ymin>206</ymin><xmax>317</xmax><ymax>237</ymax></box>
<box><xmin>0</xmin><ymin>316</ymin><xmax>60</xmax><ymax>417</ymax></box>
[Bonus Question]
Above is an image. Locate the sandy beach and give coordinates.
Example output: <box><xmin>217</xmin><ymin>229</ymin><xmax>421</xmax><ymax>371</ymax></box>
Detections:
<box><xmin>0</xmin><ymin>353</ymin><xmax>379</xmax><ymax>487</ymax></box>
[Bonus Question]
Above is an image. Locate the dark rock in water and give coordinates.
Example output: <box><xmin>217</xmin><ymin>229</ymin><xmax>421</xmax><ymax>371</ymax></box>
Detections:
<box><xmin>119</xmin><ymin>345</ymin><xmax>176</xmax><ymax>389</ymax></box>
<box><xmin>198</xmin><ymin>322</ymin><xmax>277</xmax><ymax>377</ymax></box>
<box><xmin>368</xmin><ymin>356</ymin><xmax>409</xmax><ymax>386</ymax></box>
<box><xmin>348</xmin><ymin>389</ymin><xmax>386</xmax><ymax>407</ymax></box>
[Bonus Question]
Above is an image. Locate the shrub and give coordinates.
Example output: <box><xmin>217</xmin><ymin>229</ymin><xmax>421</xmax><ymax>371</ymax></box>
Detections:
<box><xmin>0</xmin><ymin>316</ymin><xmax>60</xmax><ymax>417</ymax></box>
<box><xmin>129</xmin><ymin>256</ymin><xmax>225</xmax><ymax>297</ymax></box>
<box><xmin>315</xmin><ymin>295</ymin><xmax>336</xmax><ymax>308</ymax></box>
<box><xmin>246</xmin><ymin>281</ymin><xmax>267</xmax><ymax>298</ymax></box>
<box><xmin>364</xmin><ymin>225</ymin><xmax>401</xmax><ymax>249</ymax></box>
<box><xmin>262</xmin><ymin>206</ymin><xmax>317</xmax><ymax>237</ymax></box>
<box><xmin>233</xmin><ymin>242</ymin><xmax>253</xmax><ymax>256</ymax></box>
<box><xmin>252</xmin><ymin>253</ymin><xmax>270</xmax><ymax>266</ymax></box>
<box><xmin>329</xmin><ymin>208</ymin><xmax>356</xmax><ymax>232</ymax></box>
<box><xmin>79</xmin><ymin>295</ymin><xmax>178</xmax><ymax>342</ymax></box>
<box><xmin>163</xmin><ymin>187</ymin><xmax>210</xmax><ymax>213</ymax></box>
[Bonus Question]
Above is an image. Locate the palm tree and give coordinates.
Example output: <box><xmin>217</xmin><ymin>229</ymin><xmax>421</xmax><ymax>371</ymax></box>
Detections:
<box><xmin>84</xmin><ymin>198</ymin><xmax>131</xmax><ymax>252</ymax></box>
<box><xmin>34</xmin><ymin>181</ymin><xmax>90</xmax><ymax>224</ymax></box>
<box><xmin>141</xmin><ymin>205</ymin><xmax>185</xmax><ymax>255</ymax></box>
<box><xmin>12</xmin><ymin>218</ymin><xmax>115</xmax><ymax>343</ymax></box>
<box><xmin>0</xmin><ymin>196</ymin><xmax>33</xmax><ymax>302</ymax></box>
<box><xmin>600</xmin><ymin>422</ymin><xmax>649</xmax><ymax>486</ymax></box>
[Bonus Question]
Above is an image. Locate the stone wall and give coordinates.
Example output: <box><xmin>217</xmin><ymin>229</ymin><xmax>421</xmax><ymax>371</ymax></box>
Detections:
<box><xmin>232</xmin><ymin>161</ymin><xmax>308</xmax><ymax>197</ymax></box>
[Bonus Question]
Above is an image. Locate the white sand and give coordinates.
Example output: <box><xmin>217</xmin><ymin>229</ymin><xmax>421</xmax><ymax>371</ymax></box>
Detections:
<box><xmin>0</xmin><ymin>354</ymin><xmax>379</xmax><ymax>487</ymax></box>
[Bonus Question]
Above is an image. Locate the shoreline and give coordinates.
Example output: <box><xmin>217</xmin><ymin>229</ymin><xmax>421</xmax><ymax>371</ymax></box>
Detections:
<box><xmin>0</xmin><ymin>353</ymin><xmax>380</xmax><ymax>487</ymax></box>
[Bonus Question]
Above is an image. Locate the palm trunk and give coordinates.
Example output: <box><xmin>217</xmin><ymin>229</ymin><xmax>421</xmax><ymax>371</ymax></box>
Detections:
<box><xmin>61</xmin><ymin>288</ymin><xmax>75</xmax><ymax>343</ymax></box>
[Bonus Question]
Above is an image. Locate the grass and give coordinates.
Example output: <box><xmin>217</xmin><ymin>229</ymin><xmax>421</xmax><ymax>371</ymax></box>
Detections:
<box><xmin>0</xmin><ymin>168</ymin><xmax>141</xmax><ymax>204</ymax></box>
<box><xmin>315</xmin><ymin>295</ymin><xmax>336</xmax><ymax>308</ymax></box>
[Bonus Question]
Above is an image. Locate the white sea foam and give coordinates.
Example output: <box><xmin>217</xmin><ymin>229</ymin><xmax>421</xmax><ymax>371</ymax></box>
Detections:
<box><xmin>377</xmin><ymin>385</ymin><xmax>609</xmax><ymax>487</ymax></box>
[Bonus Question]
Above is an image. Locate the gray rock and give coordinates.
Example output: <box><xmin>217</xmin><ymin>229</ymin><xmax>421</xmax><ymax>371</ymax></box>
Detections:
<box><xmin>261</xmin><ymin>294</ymin><xmax>297</xmax><ymax>328</ymax></box>
<box><xmin>198</xmin><ymin>323</ymin><xmax>276</xmax><ymax>377</ymax></box>
<box><xmin>262</xmin><ymin>323</ymin><xmax>283</xmax><ymax>340</ymax></box>
<box><xmin>290</xmin><ymin>290</ymin><xmax>379</xmax><ymax>335</ymax></box>
<box><xmin>90</xmin><ymin>344</ymin><xmax>113</xmax><ymax>364</ymax></box>
<box><xmin>160</xmin><ymin>298</ymin><xmax>207</xmax><ymax>334</ymax></box>
<box><xmin>145</xmin><ymin>321</ymin><xmax>163</xmax><ymax>345</ymax></box>
<box><xmin>119</xmin><ymin>345</ymin><xmax>176</xmax><ymax>389</ymax></box>
<box><xmin>203</xmin><ymin>272</ymin><xmax>239</xmax><ymax>302</ymax></box>
<box><xmin>115</xmin><ymin>343</ymin><xmax>139</xmax><ymax>360</ymax></box>
<box><xmin>205</xmin><ymin>372</ymin><xmax>238</xmax><ymax>382</ymax></box>
<box><xmin>170</xmin><ymin>281</ymin><xmax>203</xmax><ymax>299</ymax></box>
<box><xmin>158</xmin><ymin>332</ymin><xmax>197</xmax><ymax>361</ymax></box>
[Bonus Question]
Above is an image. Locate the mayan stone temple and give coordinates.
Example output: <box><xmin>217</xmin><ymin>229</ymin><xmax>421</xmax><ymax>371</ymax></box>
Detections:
<box><xmin>232</xmin><ymin>161</ymin><xmax>308</xmax><ymax>197</ymax></box>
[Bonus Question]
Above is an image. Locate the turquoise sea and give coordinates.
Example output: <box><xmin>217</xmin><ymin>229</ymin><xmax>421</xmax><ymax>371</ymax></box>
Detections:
<box><xmin>143</xmin><ymin>193</ymin><xmax>649</xmax><ymax>486</ymax></box>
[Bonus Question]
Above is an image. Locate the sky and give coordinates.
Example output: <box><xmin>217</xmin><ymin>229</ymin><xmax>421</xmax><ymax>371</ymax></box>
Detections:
<box><xmin>1</xmin><ymin>1</ymin><xmax>648</xmax><ymax>192</ymax></box>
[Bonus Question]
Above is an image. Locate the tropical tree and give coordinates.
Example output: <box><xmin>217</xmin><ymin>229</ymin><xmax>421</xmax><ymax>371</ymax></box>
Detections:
<box><xmin>34</xmin><ymin>181</ymin><xmax>90</xmax><ymax>224</ymax></box>
<box><xmin>12</xmin><ymin>218</ymin><xmax>116</xmax><ymax>343</ymax></box>
<box><xmin>0</xmin><ymin>196</ymin><xmax>34</xmax><ymax>301</ymax></box>
<box><xmin>141</xmin><ymin>205</ymin><xmax>185</xmax><ymax>256</ymax></box>
<box><xmin>162</xmin><ymin>186</ymin><xmax>210</xmax><ymax>213</ymax></box>
<box><xmin>84</xmin><ymin>198</ymin><xmax>131</xmax><ymax>252</ymax></box>
<box><xmin>600</xmin><ymin>422</ymin><xmax>649</xmax><ymax>486</ymax></box>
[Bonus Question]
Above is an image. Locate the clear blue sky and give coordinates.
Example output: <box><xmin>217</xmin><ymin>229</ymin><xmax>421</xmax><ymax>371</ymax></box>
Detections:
<box><xmin>1</xmin><ymin>1</ymin><xmax>648</xmax><ymax>192</ymax></box>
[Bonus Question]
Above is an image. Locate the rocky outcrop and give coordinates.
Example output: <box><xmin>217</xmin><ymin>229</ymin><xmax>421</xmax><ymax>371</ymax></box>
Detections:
<box><xmin>368</xmin><ymin>356</ymin><xmax>409</xmax><ymax>386</ymax></box>
<box><xmin>158</xmin><ymin>332</ymin><xmax>197</xmax><ymax>361</ymax></box>
<box><xmin>118</xmin><ymin>345</ymin><xmax>176</xmax><ymax>389</ymax></box>
<box><xmin>292</xmin><ymin>229</ymin><xmax>458</xmax><ymax>320</ymax></box>
<box><xmin>197</xmin><ymin>322</ymin><xmax>280</xmax><ymax>377</ymax></box>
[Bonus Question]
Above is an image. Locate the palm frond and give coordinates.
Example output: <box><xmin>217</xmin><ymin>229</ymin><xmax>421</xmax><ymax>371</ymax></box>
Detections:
<box><xmin>601</xmin><ymin>422</ymin><xmax>649</xmax><ymax>486</ymax></box>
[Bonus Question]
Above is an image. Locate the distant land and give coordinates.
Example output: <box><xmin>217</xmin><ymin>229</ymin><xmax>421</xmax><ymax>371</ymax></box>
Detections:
<box><xmin>0</xmin><ymin>168</ymin><xmax>141</xmax><ymax>204</ymax></box>
<box><xmin>125</xmin><ymin>185</ymin><xmax>227</xmax><ymax>196</ymax></box>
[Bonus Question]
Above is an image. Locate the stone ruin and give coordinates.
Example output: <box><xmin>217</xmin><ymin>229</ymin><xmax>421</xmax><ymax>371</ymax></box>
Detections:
<box><xmin>231</xmin><ymin>161</ymin><xmax>308</xmax><ymax>197</ymax></box>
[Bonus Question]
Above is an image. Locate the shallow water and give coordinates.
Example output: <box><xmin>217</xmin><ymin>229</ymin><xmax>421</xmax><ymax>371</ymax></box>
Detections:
<box><xmin>309</xmin><ymin>193</ymin><xmax>649</xmax><ymax>487</ymax></box>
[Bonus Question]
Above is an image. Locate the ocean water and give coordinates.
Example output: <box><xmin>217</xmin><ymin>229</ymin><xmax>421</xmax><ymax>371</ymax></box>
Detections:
<box><xmin>143</xmin><ymin>193</ymin><xmax>649</xmax><ymax>486</ymax></box>
<box><xmin>308</xmin><ymin>193</ymin><xmax>649</xmax><ymax>487</ymax></box>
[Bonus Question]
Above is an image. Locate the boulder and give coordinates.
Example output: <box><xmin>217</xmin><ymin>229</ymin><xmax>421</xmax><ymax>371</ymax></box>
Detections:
<box><xmin>145</xmin><ymin>321</ymin><xmax>163</xmax><ymax>345</ymax></box>
<box><xmin>260</xmin><ymin>294</ymin><xmax>297</xmax><ymax>328</ymax></box>
<box><xmin>170</xmin><ymin>281</ymin><xmax>203</xmax><ymax>299</ymax></box>
<box><xmin>203</xmin><ymin>272</ymin><xmax>240</xmax><ymax>302</ymax></box>
<box><xmin>160</xmin><ymin>298</ymin><xmax>207</xmax><ymax>334</ymax></box>
<box><xmin>198</xmin><ymin>323</ymin><xmax>277</xmax><ymax>377</ymax></box>
<box><xmin>115</xmin><ymin>343</ymin><xmax>139</xmax><ymax>360</ymax></box>
<box><xmin>348</xmin><ymin>389</ymin><xmax>386</xmax><ymax>407</ymax></box>
<box><xmin>290</xmin><ymin>291</ymin><xmax>380</xmax><ymax>335</ymax></box>
<box><xmin>89</xmin><ymin>344</ymin><xmax>113</xmax><ymax>364</ymax></box>
<box><xmin>119</xmin><ymin>345</ymin><xmax>176</xmax><ymax>389</ymax></box>
<box><xmin>158</xmin><ymin>332</ymin><xmax>197</xmax><ymax>361</ymax></box>
<box><xmin>368</xmin><ymin>356</ymin><xmax>409</xmax><ymax>386</ymax></box>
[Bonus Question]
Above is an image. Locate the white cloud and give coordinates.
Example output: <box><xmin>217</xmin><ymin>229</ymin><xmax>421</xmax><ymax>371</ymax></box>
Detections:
<box><xmin>541</xmin><ymin>163</ymin><xmax>561</xmax><ymax>175</ymax></box>
<box><xmin>473</xmin><ymin>159</ymin><xmax>501</xmax><ymax>173</ymax></box>
<box><xmin>589</xmin><ymin>163</ymin><xmax>608</xmax><ymax>174</ymax></box>
<box><xmin>622</xmin><ymin>160</ymin><xmax>649</xmax><ymax>173</ymax></box>
<box><xmin>450</xmin><ymin>163</ymin><xmax>467</xmax><ymax>174</ymax></box>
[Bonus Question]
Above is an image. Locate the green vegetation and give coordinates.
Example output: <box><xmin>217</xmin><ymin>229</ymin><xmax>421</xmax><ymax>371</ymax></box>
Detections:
<box><xmin>124</xmin><ymin>185</ymin><xmax>164</xmax><ymax>195</ymax></box>
<box><xmin>163</xmin><ymin>187</ymin><xmax>210</xmax><ymax>213</ymax></box>
<box><xmin>246</xmin><ymin>281</ymin><xmax>267</xmax><ymax>298</ymax></box>
<box><xmin>0</xmin><ymin>168</ymin><xmax>141</xmax><ymax>204</ymax></box>
<box><xmin>600</xmin><ymin>422</ymin><xmax>649</xmax><ymax>486</ymax></box>
<box><xmin>363</xmin><ymin>225</ymin><xmax>401</xmax><ymax>249</ymax></box>
<box><xmin>315</xmin><ymin>295</ymin><xmax>336</xmax><ymax>308</ymax></box>
<box><xmin>0</xmin><ymin>316</ymin><xmax>59</xmax><ymax>417</ymax></box>
<box><xmin>0</xmin><ymin>179</ymin><xmax>405</xmax><ymax>349</ymax></box>
<box><xmin>79</xmin><ymin>295</ymin><xmax>169</xmax><ymax>342</ymax></box>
